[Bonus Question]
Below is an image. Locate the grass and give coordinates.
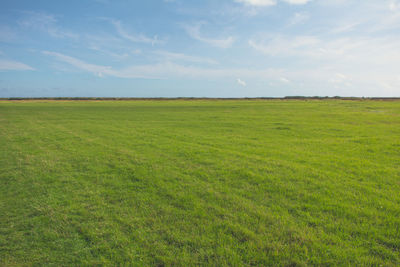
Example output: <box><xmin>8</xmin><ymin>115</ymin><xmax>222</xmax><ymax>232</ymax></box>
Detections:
<box><xmin>0</xmin><ymin>99</ymin><xmax>399</xmax><ymax>266</ymax></box>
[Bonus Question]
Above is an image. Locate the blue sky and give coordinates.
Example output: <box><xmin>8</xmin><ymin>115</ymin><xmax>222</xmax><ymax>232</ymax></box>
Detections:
<box><xmin>1</xmin><ymin>0</ymin><xmax>400</xmax><ymax>97</ymax></box>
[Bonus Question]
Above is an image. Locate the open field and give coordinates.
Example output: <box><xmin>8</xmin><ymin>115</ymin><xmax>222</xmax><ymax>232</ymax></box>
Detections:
<box><xmin>1</xmin><ymin>100</ymin><xmax>399</xmax><ymax>266</ymax></box>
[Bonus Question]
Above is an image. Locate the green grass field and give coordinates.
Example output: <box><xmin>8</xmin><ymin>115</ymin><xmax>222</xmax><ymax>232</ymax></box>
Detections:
<box><xmin>1</xmin><ymin>100</ymin><xmax>399</xmax><ymax>266</ymax></box>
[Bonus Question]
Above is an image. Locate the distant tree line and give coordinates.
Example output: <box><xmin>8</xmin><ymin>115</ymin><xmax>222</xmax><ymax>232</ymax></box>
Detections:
<box><xmin>1</xmin><ymin>97</ymin><xmax>399</xmax><ymax>101</ymax></box>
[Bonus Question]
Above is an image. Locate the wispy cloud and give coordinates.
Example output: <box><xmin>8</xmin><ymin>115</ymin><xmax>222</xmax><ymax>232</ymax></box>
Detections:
<box><xmin>368</xmin><ymin>8</ymin><xmax>400</xmax><ymax>32</ymax></box>
<box><xmin>279</xmin><ymin>77</ymin><xmax>290</xmax><ymax>83</ymax></box>
<box><xmin>43</xmin><ymin>51</ymin><xmax>111</xmax><ymax>77</ymax></box>
<box><xmin>8</xmin><ymin>1</ymin><xmax>400</xmax><ymax>97</ymax></box>
<box><xmin>0</xmin><ymin>26</ymin><xmax>16</xmax><ymax>42</ymax></box>
<box><xmin>0</xmin><ymin>59</ymin><xmax>34</xmax><ymax>71</ymax></box>
<box><xmin>288</xmin><ymin>12</ymin><xmax>309</xmax><ymax>26</ymax></box>
<box><xmin>329</xmin><ymin>73</ymin><xmax>348</xmax><ymax>84</ymax></box>
<box><xmin>234</xmin><ymin>0</ymin><xmax>276</xmax><ymax>6</ymax></box>
<box><xmin>249</xmin><ymin>35</ymin><xmax>320</xmax><ymax>57</ymax></box>
<box><xmin>331</xmin><ymin>22</ymin><xmax>361</xmax><ymax>34</ymax></box>
<box><xmin>88</xmin><ymin>45</ymin><xmax>131</xmax><ymax>60</ymax></box>
<box><xmin>234</xmin><ymin>0</ymin><xmax>311</xmax><ymax>6</ymax></box>
<box><xmin>248</xmin><ymin>30</ymin><xmax>400</xmax><ymax>95</ymax></box>
<box><xmin>389</xmin><ymin>0</ymin><xmax>400</xmax><ymax>11</ymax></box>
<box><xmin>18</xmin><ymin>11</ymin><xmax>78</xmax><ymax>39</ymax></box>
<box><xmin>282</xmin><ymin>0</ymin><xmax>312</xmax><ymax>4</ymax></box>
<box><xmin>84</xmin><ymin>33</ymin><xmax>142</xmax><ymax>60</ymax></box>
<box><xmin>153</xmin><ymin>51</ymin><xmax>218</xmax><ymax>65</ymax></box>
<box><xmin>249</xmin><ymin>34</ymin><xmax>400</xmax><ymax>67</ymax></box>
<box><xmin>110</xmin><ymin>20</ymin><xmax>163</xmax><ymax>45</ymax></box>
<box><xmin>184</xmin><ymin>23</ymin><xmax>234</xmax><ymax>48</ymax></box>
<box><xmin>237</xmin><ymin>78</ymin><xmax>247</xmax><ymax>86</ymax></box>
<box><xmin>43</xmin><ymin>50</ymin><xmax>282</xmax><ymax>79</ymax></box>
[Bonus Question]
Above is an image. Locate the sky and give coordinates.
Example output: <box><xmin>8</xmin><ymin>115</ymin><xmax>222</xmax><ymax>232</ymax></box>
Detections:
<box><xmin>0</xmin><ymin>0</ymin><xmax>400</xmax><ymax>97</ymax></box>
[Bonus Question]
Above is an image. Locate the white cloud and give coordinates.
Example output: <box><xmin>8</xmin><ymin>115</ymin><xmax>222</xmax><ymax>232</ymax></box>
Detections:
<box><xmin>237</xmin><ymin>78</ymin><xmax>247</xmax><ymax>86</ymax></box>
<box><xmin>389</xmin><ymin>0</ymin><xmax>400</xmax><ymax>11</ymax></box>
<box><xmin>84</xmin><ymin>33</ymin><xmax>145</xmax><ymax>60</ymax></box>
<box><xmin>88</xmin><ymin>45</ymin><xmax>132</xmax><ymax>60</ymax></box>
<box><xmin>249</xmin><ymin>36</ymin><xmax>320</xmax><ymax>57</ymax></box>
<box><xmin>43</xmin><ymin>51</ymin><xmax>111</xmax><ymax>77</ymax></box>
<box><xmin>329</xmin><ymin>73</ymin><xmax>347</xmax><ymax>84</ymax></box>
<box><xmin>0</xmin><ymin>26</ymin><xmax>16</xmax><ymax>42</ymax></box>
<box><xmin>331</xmin><ymin>22</ymin><xmax>361</xmax><ymax>34</ymax></box>
<box><xmin>19</xmin><ymin>11</ymin><xmax>78</xmax><ymax>39</ymax></box>
<box><xmin>234</xmin><ymin>0</ymin><xmax>276</xmax><ymax>6</ymax></box>
<box><xmin>316</xmin><ymin>0</ymin><xmax>349</xmax><ymax>6</ymax></box>
<box><xmin>42</xmin><ymin>49</ymin><xmax>400</xmax><ymax>96</ymax></box>
<box><xmin>154</xmin><ymin>51</ymin><xmax>218</xmax><ymax>64</ymax></box>
<box><xmin>234</xmin><ymin>0</ymin><xmax>311</xmax><ymax>6</ymax></box>
<box><xmin>282</xmin><ymin>0</ymin><xmax>312</xmax><ymax>4</ymax></box>
<box><xmin>248</xmin><ymin>31</ymin><xmax>400</xmax><ymax>95</ymax></box>
<box><xmin>280</xmin><ymin>77</ymin><xmax>290</xmax><ymax>83</ymax></box>
<box><xmin>111</xmin><ymin>20</ymin><xmax>163</xmax><ymax>45</ymax></box>
<box><xmin>43</xmin><ymin>50</ymin><xmax>283</xmax><ymax>79</ymax></box>
<box><xmin>288</xmin><ymin>12</ymin><xmax>310</xmax><ymax>26</ymax></box>
<box><xmin>249</xmin><ymin>34</ymin><xmax>400</xmax><ymax>67</ymax></box>
<box><xmin>184</xmin><ymin>23</ymin><xmax>234</xmax><ymax>48</ymax></box>
<box><xmin>0</xmin><ymin>59</ymin><xmax>34</xmax><ymax>71</ymax></box>
<box><xmin>368</xmin><ymin>8</ymin><xmax>400</xmax><ymax>32</ymax></box>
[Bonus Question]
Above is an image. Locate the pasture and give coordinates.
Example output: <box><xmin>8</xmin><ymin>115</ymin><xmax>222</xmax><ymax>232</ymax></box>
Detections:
<box><xmin>0</xmin><ymin>99</ymin><xmax>399</xmax><ymax>266</ymax></box>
